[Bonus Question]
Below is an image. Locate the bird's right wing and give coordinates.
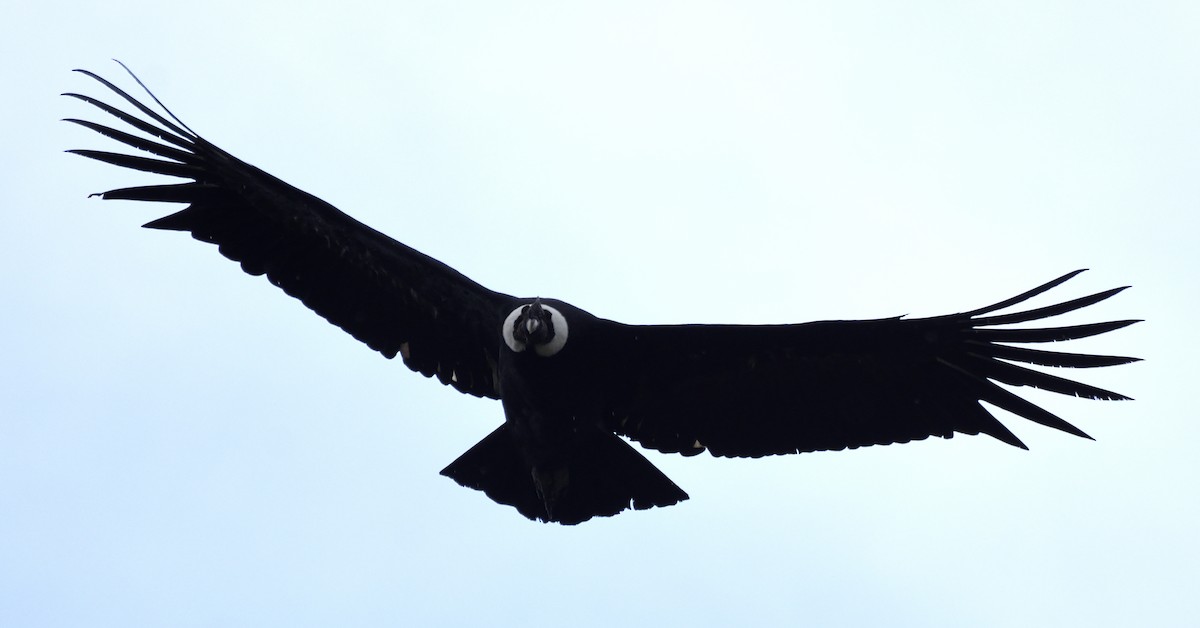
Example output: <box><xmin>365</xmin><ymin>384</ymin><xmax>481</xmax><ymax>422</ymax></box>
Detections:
<box><xmin>66</xmin><ymin>66</ymin><xmax>518</xmax><ymax>399</ymax></box>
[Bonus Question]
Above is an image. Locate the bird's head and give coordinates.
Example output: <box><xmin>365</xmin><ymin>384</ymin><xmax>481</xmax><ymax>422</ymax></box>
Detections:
<box><xmin>503</xmin><ymin>299</ymin><xmax>569</xmax><ymax>357</ymax></box>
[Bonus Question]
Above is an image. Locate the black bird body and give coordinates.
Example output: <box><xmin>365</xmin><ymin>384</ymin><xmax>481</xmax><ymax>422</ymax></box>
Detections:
<box><xmin>67</xmin><ymin>66</ymin><xmax>1139</xmax><ymax>525</ymax></box>
<box><xmin>451</xmin><ymin>298</ymin><xmax>692</xmax><ymax>524</ymax></box>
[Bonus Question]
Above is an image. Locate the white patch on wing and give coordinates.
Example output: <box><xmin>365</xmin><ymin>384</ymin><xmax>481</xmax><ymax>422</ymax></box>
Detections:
<box><xmin>503</xmin><ymin>306</ymin><xmax>527</xmax><ymax>353</ymax></box>
<box><xmin>534</xmin><ymin>304</ymin><xmax>569</xmax><ymax>357</ymax></box>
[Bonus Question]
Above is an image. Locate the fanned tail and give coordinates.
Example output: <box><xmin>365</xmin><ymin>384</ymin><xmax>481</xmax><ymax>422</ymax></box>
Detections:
<box><xmin>441</xmin><ymin>425</ymin><xmax>688</xmax><ymax>525</ymax></box>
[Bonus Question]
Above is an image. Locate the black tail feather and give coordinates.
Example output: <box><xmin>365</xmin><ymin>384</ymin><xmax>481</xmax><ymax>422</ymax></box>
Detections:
<box><xmin>441</xmin><ymin>425</ymin><xmax>688</xmax><ymax>525</ymax></box>
<box><xmin>440</xmin><ymin>425</ymin><xmax>542</xmax><ymax>520</ymax></box>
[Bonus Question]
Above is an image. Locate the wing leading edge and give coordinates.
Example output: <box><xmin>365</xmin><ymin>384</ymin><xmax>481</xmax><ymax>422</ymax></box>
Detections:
<box><xmin>66</xmin><ymin>66</ymin><xmax>517</xmax><ymax>399</ymax></box>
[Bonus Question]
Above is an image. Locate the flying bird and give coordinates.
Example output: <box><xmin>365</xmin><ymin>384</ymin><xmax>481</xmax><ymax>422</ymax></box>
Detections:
<box><xmin>66</xmin><ymin>66</ymin><xmax>1140</xmax><ymax>525</ymax></box>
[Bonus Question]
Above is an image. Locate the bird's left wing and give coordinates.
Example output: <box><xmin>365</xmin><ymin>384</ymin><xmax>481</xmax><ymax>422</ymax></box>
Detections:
<box><xmin>65</xmin><ymin>67</ymin><xmax>517</xmax><ymax>399</ymax></box>
<box><xmin>600</xmin><ymin>271</ymin><xmax>1138</xmax><ymax>457</ymax></box>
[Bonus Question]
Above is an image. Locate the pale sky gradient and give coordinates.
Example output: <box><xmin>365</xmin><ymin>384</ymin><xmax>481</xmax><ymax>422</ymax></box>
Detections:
<box><xmin>2</xmin><ymin>2</ymin><xmax>1195</xmax><ymax>627</ymax></box>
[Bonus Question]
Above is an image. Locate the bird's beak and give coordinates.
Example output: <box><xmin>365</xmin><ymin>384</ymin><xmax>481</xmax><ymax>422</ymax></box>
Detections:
<box><xmin>525</xmin><ymin>299</ymin><xmax>545</xmax><ymax>336</ymax></box>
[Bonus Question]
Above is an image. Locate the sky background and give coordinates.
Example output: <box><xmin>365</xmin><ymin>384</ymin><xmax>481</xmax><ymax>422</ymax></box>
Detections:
<box><xmin>2</xmin><ymin>2</ymin><xmax>1196</xmax><ymax>626</ymax></box>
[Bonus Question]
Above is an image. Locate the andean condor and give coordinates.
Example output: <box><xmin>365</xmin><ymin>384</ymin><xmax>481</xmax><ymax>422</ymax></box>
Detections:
<box><xmin>66</xmin><ymin>65</ymin><xmax>1140</xmax><ymax>525</ymax></box>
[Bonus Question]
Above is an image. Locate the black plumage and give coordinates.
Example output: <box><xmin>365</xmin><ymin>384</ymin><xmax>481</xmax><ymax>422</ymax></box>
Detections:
<box><xmin>66</xmin><ymin>66</ymin><xmax>1139</xmax><ymax>525</ymax></box>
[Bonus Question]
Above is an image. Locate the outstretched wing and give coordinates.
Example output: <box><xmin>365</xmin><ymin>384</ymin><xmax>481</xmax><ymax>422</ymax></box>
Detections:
<box><xmin>603</xmin><ymin>271</ymin><xmax>1138</xmax><ymax>457</ymax></box>
<box><xmin>65</xmin><ymin>66</ymin><xmax>517</xmax><ymax>399</ymax></box>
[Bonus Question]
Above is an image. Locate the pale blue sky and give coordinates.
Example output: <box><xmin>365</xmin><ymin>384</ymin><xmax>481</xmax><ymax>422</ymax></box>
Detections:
<box><xmin>2</xmin><ymin>2</ymin><xmax>1195</xmax><ymax>626</ymax></box>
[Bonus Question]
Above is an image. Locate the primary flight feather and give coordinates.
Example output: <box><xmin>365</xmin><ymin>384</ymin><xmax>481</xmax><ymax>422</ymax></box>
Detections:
<box><xmin>67</xmin><ymin>65</ymin><xmax>1139</xmax><ymax>525</ymax></box>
